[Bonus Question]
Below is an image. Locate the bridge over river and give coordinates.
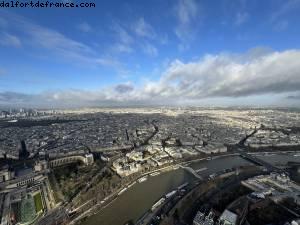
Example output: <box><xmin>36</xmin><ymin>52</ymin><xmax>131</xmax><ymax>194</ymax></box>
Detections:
<box><xmin>179</xmin><ymin>165</ymin><xmax>204</xmax><ymax>180</ymax></box>
<box><xmin>239</xmin><ymin>152</ymin><xmax>284</xmax><ymax>173</ymax></box>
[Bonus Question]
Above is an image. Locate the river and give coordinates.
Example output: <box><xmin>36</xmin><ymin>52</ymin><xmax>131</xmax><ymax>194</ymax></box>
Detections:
<box><xmin>80</xmin><ymin>153</ymin><xmax>300</xmax><ymax>225</ymax></box>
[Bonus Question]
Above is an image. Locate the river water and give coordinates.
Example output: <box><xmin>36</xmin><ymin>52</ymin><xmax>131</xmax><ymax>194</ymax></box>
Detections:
<box><xmin>81</xmin><ymin>153</ymin><xmax>300</xmax><ymax>225</ymax></box>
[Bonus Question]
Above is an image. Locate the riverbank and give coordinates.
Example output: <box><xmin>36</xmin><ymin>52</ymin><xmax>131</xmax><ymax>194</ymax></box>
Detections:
<box><xmin>75</xmin><ymin>151</ymin><xmax>300</xmax><ymax>225</ymax></box>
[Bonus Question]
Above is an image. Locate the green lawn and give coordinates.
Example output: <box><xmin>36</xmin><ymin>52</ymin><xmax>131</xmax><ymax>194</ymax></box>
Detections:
<box><xmin>21</xmin><ymin>195</ymin><xmax>36</xmax><ymax>223</ymax></box>
<box><xmin>33</xmin><ymin>193</ymin><xmax>43</xmax><ymax>213</ymax></box>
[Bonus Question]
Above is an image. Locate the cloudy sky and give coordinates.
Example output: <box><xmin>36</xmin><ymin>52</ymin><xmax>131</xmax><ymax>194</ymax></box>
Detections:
<box><xmin>0</xmin><ymin>0</ymin><xmax>300</xmax><ymax>108</ymax></box>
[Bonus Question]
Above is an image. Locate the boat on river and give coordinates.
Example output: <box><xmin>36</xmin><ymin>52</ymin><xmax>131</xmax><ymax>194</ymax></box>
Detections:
<box><xmin>118</xmin><ymin>187</ymin><xmax>128</xmax><ymax>196</ymax></box>
<box><xmin>150</xmin><ymin>172</ymin><xmax>160</xmax><ymax>176</ymax></box>
<box><xmin>138</xmin><ymin>176</ymin><xmax>148</xmax><ymax>183</ymax></box>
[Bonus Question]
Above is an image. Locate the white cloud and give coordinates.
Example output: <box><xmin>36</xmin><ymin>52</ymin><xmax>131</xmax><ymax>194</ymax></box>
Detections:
<box><xmin>27</xmin><ymin>25</ymin><xmax>94</xmax><ymax>61</ymax></box>
<box><xmin>1</xmin><ymin>12</ymin><xmax>93</xmax><ymax>60</ymax></box>
<box><xmin>110</xmin><ymin>22</ymin><xmax>134</xmax><ymax>54</ymax></box>
<box><xmin>269</xmin><ymin>0</ymin><xmax>299</xmax><ymax>31</ymax></box>
<box><xmin>176</xmin><ymin>0</ymin><xmax>197</xmax><ymax>25</ymax></box>
<box><xmin>112</xmin><ymin>23</ymin><xmax>133</xmax><ymax>44</ymax></box>
<box><xmin>174</xmin><ymin>0</ymin><xmax>199</xmax><ymax>46</ymax></box>
<box><xmin>2</xmin><ymin>48</ymin><xmax>300</xmax><ymax>107</ymax></box>
<box><xmin>0</xmin><ymin>32</ymin><xmax>21</xmax><ymax>48</ymax></box>
<box><xmin>271</xmin><ymin>0</ymin><xmax>300</xmax><ymax>22</ymax></box>
<box><xmin>132</xmin><ymin>17</ymin><xmax>156</xmax><ymax>39</ymax></box>
<box><xmin>154</xmin><ymin>49</ymin><xmax>300</xmax><ymax>99</ymax></box>
<box><xmin>0</xmin><ymin>11</ymin><xmax>125</xmax><ymax>71</ymax></box>
<box><xmin>57</xmin><ymin>48</ymin><xmax>300</xmax><ymax>101</ymax></box>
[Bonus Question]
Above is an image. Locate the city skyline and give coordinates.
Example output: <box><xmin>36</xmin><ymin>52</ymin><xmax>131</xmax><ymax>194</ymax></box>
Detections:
<box><xmin>1</xmin><ymin>0</ymin><xmax>300</xmax><ymax>107</ymax></box>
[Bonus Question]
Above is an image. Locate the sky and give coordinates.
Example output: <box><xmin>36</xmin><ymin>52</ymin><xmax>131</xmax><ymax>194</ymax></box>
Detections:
<box><xmin>0</xmin><ymin>0</ymin><xmax>300</xmax><ymax>108</ymax></box>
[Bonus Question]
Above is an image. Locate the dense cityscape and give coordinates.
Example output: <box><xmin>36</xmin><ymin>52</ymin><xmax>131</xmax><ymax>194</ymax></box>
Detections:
<box><xmin>1</xmin><ymin>0</ymin><xmax>300</xmax><ymax>224</ymax></box>
<box><xmin>0</xmin><ymin>107</ymin><xmax>300</xmax><ymax>225</ymax></box>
